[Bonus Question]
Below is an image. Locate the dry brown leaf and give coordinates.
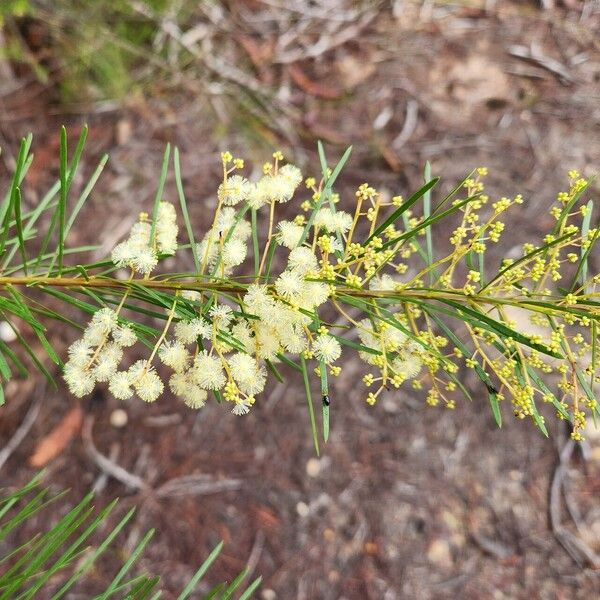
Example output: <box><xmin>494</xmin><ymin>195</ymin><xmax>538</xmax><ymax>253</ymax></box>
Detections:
<box><xmin>288</xmin><ymin>64</ymin><xmax>342</xmax><ymax>99</ymax></box>
<box><xmin>29</xmin><ymin>406</ymin><xmax>83</xmax><ymax>467</ymax></box>
<box><xmin>236</xmin><ymin>34</ymin><xmax>274</xmax><ymax>68</ymax></box>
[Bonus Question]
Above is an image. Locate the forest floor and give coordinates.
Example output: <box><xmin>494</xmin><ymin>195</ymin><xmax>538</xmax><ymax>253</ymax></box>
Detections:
<box><xmin>0</xmin><ymin>1</ymin><xmax>600</xmax><ymax>598</ymax></box>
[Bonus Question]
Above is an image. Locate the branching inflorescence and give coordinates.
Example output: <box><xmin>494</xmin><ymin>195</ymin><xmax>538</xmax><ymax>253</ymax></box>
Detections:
<box><xmin>0</xmin><ymin>129</ymin><xmax>598</xmax><ymax>448</ymax></box>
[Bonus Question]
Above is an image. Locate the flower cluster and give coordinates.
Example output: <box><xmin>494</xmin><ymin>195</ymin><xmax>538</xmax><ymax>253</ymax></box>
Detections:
<box><xmin>111</xmin><ymin>202</ymin><xmax>178</xmax><ymax>274</ymax></box>
<box><xmin>63</xmin><ymin>308</ymin><xmax>137</xmax><ymax>398</ymax></box>
<box><xmin>62</xmin><ymin>152</ymin><xmax>598</xmax><ymax>442</ymax></box>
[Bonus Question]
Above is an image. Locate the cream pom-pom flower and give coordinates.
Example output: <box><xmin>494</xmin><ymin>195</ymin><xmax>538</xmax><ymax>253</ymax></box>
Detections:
<box><xmin>193</xmin><ymin>351</ymin><xmax>226</xmax><ymax>390</ymax></box>
<box><xmin>287</xmin><ymin>246</ymin><xmax>318</xmax><ymax>275</ymax></box>
<box><xmin>277</xmin><ymin>220</ymin><xmax>304</xmax><ymax>249</ymax></box>
<box><xmin>217</xmin><ymin>174</ymin><xmax>252</xmax><ymax>206</ymax></box>
<box><xmin>312</xmin><ymin>334</ymin><xmax>342</xmax><ymax>364</ymax></box>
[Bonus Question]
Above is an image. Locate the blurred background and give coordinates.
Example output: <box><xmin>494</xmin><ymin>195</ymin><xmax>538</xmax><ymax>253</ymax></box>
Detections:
<box><xmin>0</xmin><ymin>1</ymin><xmax>599</xmax><ymax>598</ymax></box>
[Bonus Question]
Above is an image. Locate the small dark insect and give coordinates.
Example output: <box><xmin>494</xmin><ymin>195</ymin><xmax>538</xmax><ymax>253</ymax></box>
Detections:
<box><xmin>485</xmin><ymin>383</ymin><xmax>499</xmax><ymax>395</ymax></box>
<box><xmin>322</xmin><ymin>394</ymin><xmax>330</xmax><ymax>406</ymax></box>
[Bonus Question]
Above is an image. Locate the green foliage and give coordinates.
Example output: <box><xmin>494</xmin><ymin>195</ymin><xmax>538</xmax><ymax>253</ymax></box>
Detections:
<box><xmin>0</xmin><ymin>475</ymin><xmax>262</xmax><ymax>598</ymax></box>
<box><xmin>0</xmin><ymin>1</ymin><xmax>30</xmax><ymax>21</ymax></box>
<box><xmin>3</xmin><ymin>0</ymin><xmax>177</xmax><ymax>100</ymax></box>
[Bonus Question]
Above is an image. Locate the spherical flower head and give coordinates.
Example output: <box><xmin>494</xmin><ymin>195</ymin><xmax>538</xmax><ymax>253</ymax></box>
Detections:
<box><xmin>92</xmin><ymin>308</ymin><xmax>118</xmax><ymax>334</ymax></box>
<box><xmin>281</xmin><ymin>329</ymin><xmax>308</xmax><ymax>354</ymax></box>
<box><xmin>182</xmin><ymin>290</ymin><xmax>202</xmax><ymax>303</ymax></box>
<box><xmin>275</xmin><ymin>270</ymin><xmax>304</xmax><ymax>302</ymax></box>
<box><xmin>218</xmin><ymin>175</ymin><xmax>251</xmax><ymax>206</ymax></box>
<box><xmin>277</xmin><ymin>221</ymin><xmax>304</xmax><ymax>249</ymax></box>
<box><xmin>209</xmin><ymin>304</ymin><xmax>234</xmax><ymax>328</ymax></box>
<box><xmin>168</xmin><ymin>371</ymin><xmax>185</xmax><ymax>394</ymax></box>
<box><xmin>64</xmin><ymin>362</ymin><xmax>95</xmax><ymax>398</ymax></box>
<box><xmin>92</xmin><ymin>355</ymin><xmax>119</xmax><ymax>383</ymax></box>
<box><xmin>227</xmin><ymin>352</ymin><xmax>258</xmax><ymax>382</ymax></box>
<box><xmin>392</xmin><ymin>356</ymin><xmax>422</xmax><ymax>379</ymax></box>
<box><xmin>231</xmin><ymin>400</ymin><xmax>251</xmax><ymax>415</ymax></box>
<box><xmin>111</xmin><ymin>241</ymin><xmax>135</xmax><ymax>269</ymax></box>
<box><xmin>67</xmin><ymin>339</ymin><xmax>93</xmax><ymax>366</ymax></box>
<box><xmin>260</xmin><ymin>173</ymin><xmax>297</xmax><ymax>204</ymax></box>
<box><xmin>288</xmin><ymin>246</ymin><xmax>318</xmax><ymax>275</ymax></box>
<box><xmin>83</xmin><ymin>322</ymin><xmax>109</xmax><ymax>347</ymax></box>
<box><xmin>169</xmin><ymin>372</ymin><xmax>207</xmax><ymax>408</ymax></box>
<box><xmin>127</xmin><ymin>359</ymin><xmax>147</xmax><ymax>381</ymax></box>
<box><xmin>182</xmin><ymin>387</ymin><xmax>208</xmax><ymax>409</ymax></box>
<box><xmin>382</xmin><ymin>326</ymin><xmax>408</xmax><ymax>351</ymax></box>
<box><xmin>158</xmin><ymin>340</ymin><xmax>191</xmax><ymax>372</ymax></box>
<box><xmin>314</xmin><ymin>208</ymin><xmax>337</xmax><ymax>232</ymax></box>
<box><xmin>332</xmin><ymin>211</ymin><xmax>353</xmax><ymax>234</ymax></box>
<box><xmin>279</xmin><ymin>163</ymin><xmax>303</xmax><ymax>190</ymax></box>
<box><xmin>134</xmin><ymin>368</ymin><xmax>163</xmax><ymax>403</ymax></box>
<box><xmin>298</xmin><ymin>281</ymin><xmax>329</xmax><ymax>310</ymax></box>
<box><xmin>369</xmin><ymin>274</ymin><xmax>397</xmax><ymax>292</ymax></box>
<box><xmin>314</xmin><ymin>209</ymin><xmax>352</xmax><ymax>234</ymax></box>
<box><xmin>312</xmin><ymin>334</ymin><xmax>341</xmax><ymax>364</ymax></box>
<box><xmin>103</xmin><ymin>341</ymin><xmax>124</xmax><ymax>363</ymax></box>
<box><xmin>112</xmin><ymin>325</ymin><xmax>137</xmax><ymax>348</ymax></box>
<box><xmin>157</xmin><ymin>201</ymin><xmax>176</xmax><ymax>222</ymax></box>
<box><xmin>254</xmin><ymin>323</ymin><xmax>281</xmax><ymax>360</ymax></box>
<box><xmin>223</xmin><ymin>238</ymin><xmax>247</xmax><ymax>268</ymax></box>
<box><xmin>193</xmin><ymin>351</ymin><xmax>226</xmax><ymax>390</ymax></box>
<box><xmin>109</xmin><ymin>371</ymin><xmax>134</xmax><ymax>400</ymax></box>
<box><xmin>174</xmin><ymin>317</ymin><xmax>211</xmax><ymax>345</ymax></box>
<box><xmin>132</xmin><ymin>246</ymin><xmax>159</xmax><ymax>275</ymax></box>
<box><xmin>247</xmin><ymin>182</ymin><xmax>270</xmax><ymax>210</ymax></box>
<box><xmin>244</xmin><ymin>284</ymin><xmax>275</xmax><ymax>316</ymax></box>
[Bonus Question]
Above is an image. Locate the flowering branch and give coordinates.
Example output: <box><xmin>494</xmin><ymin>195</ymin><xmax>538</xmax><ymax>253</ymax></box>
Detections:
<box><xmin>0</xmin><ymin>128</ymin><xmax>598</xmax><ymax>451</ymax></box>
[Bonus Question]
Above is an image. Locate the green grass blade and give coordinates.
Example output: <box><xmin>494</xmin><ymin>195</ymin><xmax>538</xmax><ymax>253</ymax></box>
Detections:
<box><xmin>238</xmin><ymin>576</ymin><xmax>263</xmax><ymax>600</ymax></box>
<box><xmin>176</xmin><ymin>541</ymin><xmax>223</xmax><ymax>600</ymax></box>
<box><xmin>57</xmin><ymin>127</ymin><xmax>68</xmax><ymax>275</ymax></box>
<box><xmin>300</xmin><ymin>356</ymin><xmax>320</xmax><ymax>456</ymax></box>
<box><xmin>65</xmin><ymin>154</ymin><xmax>108</xmax><ymax>236</ymax></box>
<box><xmin>320</xmin><ymin>359</ymin><xmax>329</xmax><ymax>443</ymax></box>
<box><xmin>220</xmin><ymin>569</ymin><xmax>248</xmax><ymax>600</ymax></box>
<box><xmin>51</xmin><ymin>500</ymin><xmax>137</xmax><ymax>600</ymax></box>
<box><xmin>423</xmin><ymin>162</ymin><xmax>434</xmax><ymax>285</ymax></box>
<box><xmin>174</xmin><ymin>148</ymin><xmax>199</xmax><ymax>273</ymax></box>
<box><xmin>13</xmin><ymin>188</ymin><xmax>27</xmax><ymax>274</ymax></box>
<box><xmin>366</xmin><ymin>177</ymin><xmax>439</xmax><ymax>244</ymax></box>
<box><xmin>150</xmin><ymin>144</ymin><xmax>171</xmax><ymax>243</ymax></box>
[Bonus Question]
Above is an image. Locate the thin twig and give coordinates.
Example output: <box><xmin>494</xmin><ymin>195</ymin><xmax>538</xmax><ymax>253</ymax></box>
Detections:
<box><xmin>92</xmin><ymin>443</ymin><xmax>121</xmax><ymax>493</ymax></box>
<box><xmin>0</xmin><ymin>399</ymin><xmax>41</xmax><ymax>472</ymax></box>
<box><xmin>549</xmin><ymin>439</ymin><xmax>600</xmax><ymax>568</ymax></box>
<box><xmin>508</xmin><ymin>44</ymin><xmax>575</xmax><ymax>85</ymax></box>
<box><xmin>155</xmin><ymin>474</ymin><xmax>242</xmax><ymax>498</ymax></box>
<box><xmin>82</xmin><ymin>416</ymin><xmax>149</xmax><ymax>492</ymax></box>
<box><xmin>392</xmin><ymin>100</ymin><xmax>419</xmax><ymax>151</ymax></box>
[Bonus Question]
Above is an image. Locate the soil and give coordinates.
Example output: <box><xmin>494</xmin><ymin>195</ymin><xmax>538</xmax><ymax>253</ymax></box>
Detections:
<box><xmin>0</xmin><ymin>1</ymin><xmax>599</xmax><ymax>598</ymax></box>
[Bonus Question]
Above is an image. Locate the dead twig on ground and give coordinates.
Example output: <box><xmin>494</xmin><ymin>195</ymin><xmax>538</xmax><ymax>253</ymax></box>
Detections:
<box><xmin>0</xmin><ymin>399</ymin><xmax>41</xmax><ymax>472</ymax></box>
<box><xmin>92</xmin><ymin>442</ymin><xmax>120</xmax><ymax>493</ymax></box>
<box><xmin>549</xmin><ymin>439</ymin><xmax>600</xmax><ymax>568</ymax></box>
<box><xmin>273</xmin><ymin>9</ymin><xmax>377</xmax><ymax>64</ymax></box>
<box><xmin>508</xmin><ymin>44</ymin><xmax>575</xmax><ymax>86</ymax></box>
<box><xmin>155</xmin><ymin>474</ymin><xmax>242</xmax><ymax>498</ymax></box>
<box><xmin>83</xmin><ymin>416</ymin><xmax>149</xmax><ymax>492</ymax></box>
